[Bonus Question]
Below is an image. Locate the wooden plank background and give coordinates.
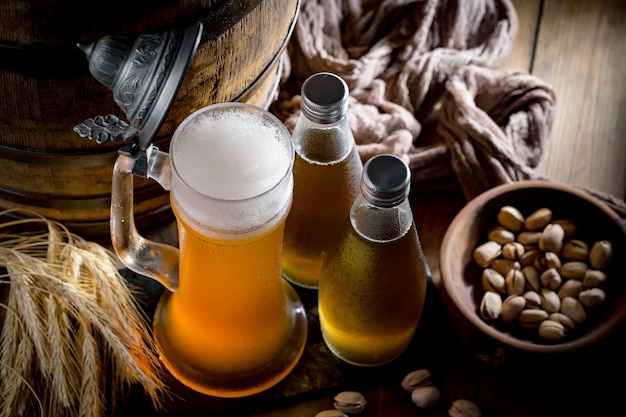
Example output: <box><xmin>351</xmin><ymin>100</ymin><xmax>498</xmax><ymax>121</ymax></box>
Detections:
<box><xmin>505</xmin><ymin>0</ymin><xmax>626</xmax><ymax>200</ymax></box>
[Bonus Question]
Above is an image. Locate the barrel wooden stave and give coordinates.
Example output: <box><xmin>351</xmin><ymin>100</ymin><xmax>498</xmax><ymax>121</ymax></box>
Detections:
<box><xmin>0</xmin><ymin>0</ymin><xmax>300</xmax><ymax>236</ymax></box>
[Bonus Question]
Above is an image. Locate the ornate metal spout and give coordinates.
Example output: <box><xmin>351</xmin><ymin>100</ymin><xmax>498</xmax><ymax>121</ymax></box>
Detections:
<box><xmin>74</xmin><ymin>22</ymin><xmax>203</xmax><ymax>150</ymax></box>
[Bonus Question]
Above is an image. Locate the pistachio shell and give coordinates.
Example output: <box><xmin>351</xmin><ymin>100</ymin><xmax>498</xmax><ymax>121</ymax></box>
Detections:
<box><xmin>505</xmin><ymin>269</ymin><xmax>525</xmax><ymax>296</ymax></box>
<box><xmin>519</xmin><ymin>249</ymin><xmax>541</xmax><ymax>267</ymax></box>
<box><xmin>589</xmin><ymin>240</ymin><xmax>613</xmax><ymax>270</ymax></box>
<box><xmin>411</xmin><ymin>386</ymin><xmax>441</xmax><ymax>408</ymax></box>
<box><xmin>334</xmin><ymin>391</ymin><xmax>366</xmax><ymax>415</ymax></box>
<box><xmin>540</xmin><ymin>268</ymin><xmax>562</xmax><ymax>291</ymax></box>
<box><xmin>522</xmin><ymin>265</ymin><xmax>541</xmax><ymax>292</ymax></box>
<box><xmin>561</xmin><ymin>239</ymin><xmax>589</xmax><ymax>261</ymax></box>
<box><xmin>487</xmin><ymin>226</ymin><xmax>515</xmax><ymax>244</ymax></box>
<box><xmin>539</xmin><ymin>319</ymin><xmax>567</xmax><ymax>341</ymax></box>
<box><xmin>519</xmin><ymin>308</ymin><xmax>548</xmax><ymax>328</ymax></box>
<box><xmin>524</xmin><ymin>208</ymin><xmax>552</xmax><ymax>230</ymax></box>
<box><xmin>560</xmin><ymin>262</ymin><xmax>588</xmax><ymax>280</ymax></box>
<box><xmin>548</xmin><ymin>312</ymin><xmax>577</xmax><ymax>332</ymax></box>
<box><xmin>539</xmin><ymin>223</ymin><xmax>564</xmax><ymax>253</ymax></box>
<box><xmin>491</xmin><ymin>259</ymin><xmax>520</xmax><ymax>277</ymax></box>
<box><xmin>552</xmin><ymin>219</ymin><xmax>577</xmax><ymax>237</ymax></box>
<box><xmin>582</xmin><ymin>270</ymin><xmax>607</xmax><ymax>288</ymax></box>
<box><xmin>544</xmin><ymin>251</ymin><xmax>562</xmax><ymax>270</ymax></box>
<box><xmin>482</xmin><ymin>269</ymin><xmax>506</xmax><ymax>294</ymax></box>
<box><xmin>500</xmin><ymin>295</ymin><xmax>526</xmax><ymax>323</ymax></box>
<box><xmin>560</xmin><ymin>297</ymin><xmax>586</xmax><ymax>324</ymax></box>
<box><xmin>501</xmin><ymin>242</ymin><xmax>525</xmax><ymax>260</ymax></box>
<box><xmin>449</xmin><ymin>399</ymin><xmax>482</xmax><ymax>417</ymax></box>
<box><xmin>497</xmin><ymin>205</ymin><xmax>524</xmax><ymax>232</ymax></box>
<box><xmin>558</xmin><ymin>279</ymin><xmax>584</xmax><ymax>299</ymax></box>
<box><xmin>473</xmin><ymin>241</ymin><xmax>501</xmax><ymax>268</ymax></box>
<box><xmin>523</xmin><ymin>290</ymin><xmax>542</xmax><ymax>309</ymax></box>
<box><xmin>579</xmin><ymin>288</ymin><xmax>606</xmax><ymax>308</ymax></box>
<box><xmin>480</xmin><ymin>291</ymin><xmax>502</xmax><ymax>321</ymax></box>
<box><xmin>539</xmin><ymin>288</ymin><xmax>561</xmax><ymax>314</ymax></box>
<box><xmin>401</xmin><ymin>369</ymin><xmax>432</xmax><ymax>392</ymax></box>
<box><xmin>517</xmin><ymin>231</ymin><xmax>542</xmax><ymax>246</ymax></box>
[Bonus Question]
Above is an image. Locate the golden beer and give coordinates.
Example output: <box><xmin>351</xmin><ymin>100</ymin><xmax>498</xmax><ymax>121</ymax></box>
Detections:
<box><xmin>136</xmin><ymin>103</ymin><xmax>307</xmax><ymax>397</ymax></box>
<box><xmin>318</xmin><ymin>222</ymin><xmax>427</xmax><ymax>366</ymax></box>
<box><xmin>282</xmin><ymin>143</ymin><xmax>362</xmax><ymax>288</ymax></box>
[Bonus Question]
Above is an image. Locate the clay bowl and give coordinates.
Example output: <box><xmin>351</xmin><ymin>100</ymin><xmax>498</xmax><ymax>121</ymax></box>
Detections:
<box><xmin>440</xmin><ymin>180</ymin><xmax>626</xmax><ymax>353</ymax></box>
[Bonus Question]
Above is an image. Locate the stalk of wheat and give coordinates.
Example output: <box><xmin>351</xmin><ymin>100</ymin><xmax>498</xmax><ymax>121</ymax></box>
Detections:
<box><xmin>0</xmin><ymin>209</ymin><xmax>166</xmax><ymax>417</ymax></box>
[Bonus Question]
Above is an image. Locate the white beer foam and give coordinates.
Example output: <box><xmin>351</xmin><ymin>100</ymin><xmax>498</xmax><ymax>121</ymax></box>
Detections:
<box><xmin>170</xmin><ymin>105</ymin><xmax>293</xmax><ymax>235</ymax></box>
<box><xmin>175</xmin><ymin>108</ymin><xmax>291</xmax><ymax>200</ymax></box>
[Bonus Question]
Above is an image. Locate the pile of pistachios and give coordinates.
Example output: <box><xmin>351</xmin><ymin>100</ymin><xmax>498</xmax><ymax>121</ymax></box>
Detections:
<box><xmin>313</xmin><ymin>375</ymin><xmax>482</xmax><ymax>417</ymax></box>
<box><xmin>401</xmin><ymin>369</ymin><xmax>482</xmax><ymax>416</ymax></box>
<box><xmin>473</xmin><ymin>205</ymin><xmax>613</xmax><ymax>342</ymax></box>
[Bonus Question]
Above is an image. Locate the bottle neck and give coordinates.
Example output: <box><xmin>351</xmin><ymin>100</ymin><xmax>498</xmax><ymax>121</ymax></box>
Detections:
<box><xmin>292</xmin><ymin>114</ymin><xmax>355</xmax><ymax>163</ymax></box>
<box><xmin>349</xmin><ymin>193</ymin><xmax>413</xmax><ymax>242</ymax></box>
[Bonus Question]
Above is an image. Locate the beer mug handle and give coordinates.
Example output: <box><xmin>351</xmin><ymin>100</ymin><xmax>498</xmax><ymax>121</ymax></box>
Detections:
<box><xmin>110</xmin><ymin>144</ymin><xmax>180</xmax><ymax>292</ymax></box>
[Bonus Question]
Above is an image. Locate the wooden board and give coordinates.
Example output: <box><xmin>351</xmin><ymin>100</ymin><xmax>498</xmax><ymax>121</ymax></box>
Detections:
<box><xmin>531</xmin><ymin>0</ymin><xmax>626</xmax><ymax>199</ymax></box>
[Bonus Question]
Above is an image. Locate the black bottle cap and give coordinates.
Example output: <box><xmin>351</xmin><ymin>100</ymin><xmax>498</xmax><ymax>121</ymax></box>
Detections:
<box><xmin>361</xmin><ymin>154</ymin><xmax>411</xmax><ymax>207</ymax></box>
<box><xmin>300</xmin><ymin>72</ymin><xmax>349</xmax><ymax>124</ymax></box>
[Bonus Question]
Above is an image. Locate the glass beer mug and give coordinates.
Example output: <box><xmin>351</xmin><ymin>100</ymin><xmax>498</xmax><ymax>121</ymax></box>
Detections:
<box><xmin>110</xmin><ymin>103</ymin><xmax>307</xmax><ymax>398</ymax></box>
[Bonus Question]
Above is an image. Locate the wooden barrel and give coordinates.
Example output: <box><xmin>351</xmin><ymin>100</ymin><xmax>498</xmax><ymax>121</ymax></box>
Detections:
<box><xmin>0</xmin><ymin>0</ymin><xmax>299</xmax><ymax>236</ymax></box>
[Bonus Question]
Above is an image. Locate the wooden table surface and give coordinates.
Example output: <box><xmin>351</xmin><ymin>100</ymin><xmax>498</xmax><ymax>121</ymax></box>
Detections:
<box><xmin>118</xmin><ymin>1</ymin><xmax>626</xmax><ymax>416</ymax></box>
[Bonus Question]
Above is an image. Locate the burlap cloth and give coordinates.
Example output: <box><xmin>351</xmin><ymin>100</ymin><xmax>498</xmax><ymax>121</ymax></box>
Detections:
<box><xmin>271</xmin><ymin>0</ymin><xmax>626</xmax><ymax>219</ymax></box>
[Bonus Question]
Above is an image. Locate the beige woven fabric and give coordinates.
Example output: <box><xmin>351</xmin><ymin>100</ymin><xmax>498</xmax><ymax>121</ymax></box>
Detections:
<box><xmin>272</xmin><ymin>0</ymin><xmax>626</xmax><ymax>218</ymax></box>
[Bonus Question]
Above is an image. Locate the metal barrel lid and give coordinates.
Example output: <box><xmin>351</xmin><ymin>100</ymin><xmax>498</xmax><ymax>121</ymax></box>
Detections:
<box><xmin>74</xmin><ymin>22</ymin><xmax>203</xmax><ymax>150</ymax></box>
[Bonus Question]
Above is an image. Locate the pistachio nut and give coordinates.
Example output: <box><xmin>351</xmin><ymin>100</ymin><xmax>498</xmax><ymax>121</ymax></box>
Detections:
<box><xmin>517</xmin><ymin>231</ymin><xmax>542</xmax><ymax>246</ymax></box>
<box><xmin>482</xmin><ymin>268</ymin><xmax>506</xmax><ymax>294</ymax></box>
<box><xmin>582</xmin><ymin>269</ymin><xmax>607</xmax><ymax>288</ymax></box>
<box><xmin>540</xmin><ymin>268</ymin><xmax>562</xmax><ymax>291</ymax></box>
<box><xmin>487</xmin><ymin>226</ymin><xmax>515</xmax><ymax>244</ymax></box>
<box><xmin>579</xmin><ymin>288</ymin><xmax>606</xmax><ymax>308</ymax></box>
<box><xmin>523</xmin><ymin>290</ymin><xmax>542</xmax><ymax>309</ymax></box>
<box><xmin>552</xmin><ymin>219</ymin><xmax>577</xmax><ymax>237</ymax></box>
<box><xmin>500</xmin><ymin>295</ymin><xmax>526</xmax><ymax>323</ymax></box>
<box><xmin>333</xmin><ymin>391</ymin><xmax>366</xmax><ymax>415</ymax></box>
<box><xmin>473</xmin><ymin>241</ymin><xmax>501</xmax><ymax>268</ymax></box>
<box><xmin>560</xmin><ymin>297</ymin><xmax>586</xmax><ymax>324</ymax></box>
<box><xmin>519</xmin><ymin>308</ymin><xmax>548</xmax><ymax>329</ymax></box>
<box><xmin>449</xmin><ymin>399</ymin><xmax>482</xmax><ymax>417</ymax></box>
<box><xmin>316</xmin><ymin>411</ymin><xmax>348</xmax><ymax>417</ymax></box>
<box><xmin>539</xmin><ymin>223</ymin><xmax>565</xmax><ymax>253</ymax></box>
<box><xmin>540</xmin><ymin>288</ymin><xmax>561</xmax><ymax>314</ymax></box>
<box><xmin>519</xmin><ymin>249</ymin><xmax>541</xmax><ymax>267</ymax></box>
<box><xmin>497</xmin><ymin>205</ymin><xmax>524</xmax><ymax>232</ymax></box>
<box><xmin>557</xmin><ymin>279</ymin><xmax>584</xmax><ymax>299</ymax></box>
<box><xmin>401</xmin><ymin>369</ymin><xmax>432</xmax><ymax>392</ymax></box>
<box><xmin>544</xmin><ymin>251</ymin><xmax>562</xmax><ymax>270</ymax></box>
<box><xmin>589</xmin><ymin>240</ymin><xmax>613</xmax><ymax>270</ymax></box>
<box><xmin>524</xmin><ymin>208</ymin><xmax>552</xmax><ymax>230</ymax></box>
<box><xmin>491</xmin><ymin>259</ymin><xmax>520</xmax><ymax>277</ymax></box>
<box><xmin>502</xmin><ymin>242</ymin><xmax>525</xmax><ymax>261</ymax></box>
<box><xmin>538</xmin><ymin>319</ymin><xmax>567</xmax><ymax>341</ymax></box>
<box><xmin>548</xmin><ymin>312</ymin><xmax>577</xmax><ymax>332</ymax></box>
<box><xmin>560</xmin><ymin>262</ymin><xmax>588</xmax><ymax>280</ymax></box>
<box><xmin>522</xmin><ymin>265</ymin><xmax>541</xmax><ymax>292</ymax></box>
<box><xmin>533</xmin><ymin>253</ymin><xmax>548</xmax><ymax>271</ymax></box>
<box><xmin>411</xmin><ymin>386</ymin><xmax>441</xmax><ymax>408</ymax></box>
<box><xmin>480</xmin><ymin>291</ymin><xmax>502</xmax><ymax>321</ymax></box>
<box><xmin>505</xmin><ymin>269</ymin><xmax>525</xmax><ymax>296</ymax></box>
<box><xmin>561</xmin><ymin>239</ymin><xmax>589</xmax><ymax>261</ymax></box>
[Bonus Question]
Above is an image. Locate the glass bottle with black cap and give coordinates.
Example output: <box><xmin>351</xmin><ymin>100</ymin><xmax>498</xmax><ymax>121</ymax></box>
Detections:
<box><xmin>318</xmin><ymin>154</ymin><xmax>428</xmax><ymax>367</ymax></box>
<box><xmin>282</xmin><ymin>72</ymin><xmax>363</xmax><ymax>289</ymax></box>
